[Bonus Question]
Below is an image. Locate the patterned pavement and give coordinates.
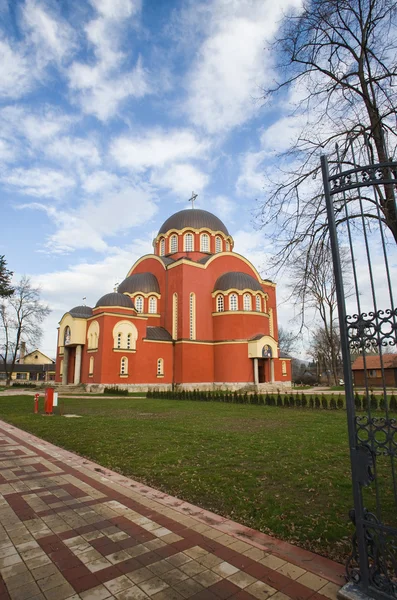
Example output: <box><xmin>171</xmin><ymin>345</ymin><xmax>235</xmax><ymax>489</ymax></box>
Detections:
<box><xmin>0</xmin><ymin>420</ymin><xmax>345</xmax><ymax>600</ymax></box>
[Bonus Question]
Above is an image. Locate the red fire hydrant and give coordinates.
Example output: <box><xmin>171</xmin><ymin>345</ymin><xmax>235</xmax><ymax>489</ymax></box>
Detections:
<box><xmin>34</xmin><ymin>393</ymin><xmax>39</xmax><ymax>414</ymax></box>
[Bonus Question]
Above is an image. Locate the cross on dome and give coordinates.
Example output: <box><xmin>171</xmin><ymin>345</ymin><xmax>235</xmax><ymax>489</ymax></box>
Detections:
<box><xmin>188</xmin><ymin>191</ymin><xmax>198</xmax><ymax>209</ymax></box>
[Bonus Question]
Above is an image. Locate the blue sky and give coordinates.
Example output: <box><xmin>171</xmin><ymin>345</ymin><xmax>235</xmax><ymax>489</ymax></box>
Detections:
<box><xmin>1</xmin><ymin>0</ymin><xmax>305</xmax><ymax>357</ymax></box>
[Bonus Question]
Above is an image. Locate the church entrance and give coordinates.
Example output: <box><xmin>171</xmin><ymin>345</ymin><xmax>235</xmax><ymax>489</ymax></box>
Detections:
<box><xmin>258</xmin><ymin>359</ymin><xmax>265</xmax><ymax>383</ymax></box>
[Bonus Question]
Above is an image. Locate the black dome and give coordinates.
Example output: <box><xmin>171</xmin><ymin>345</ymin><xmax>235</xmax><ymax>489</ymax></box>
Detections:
<box><xmin>213</xmin><ymin>272</ymin><xmax>262</xmax><ymax>292</ymax></box>
<box><xmin>158</xmin><ymin>209</ymin><xmax>229</xmax><ymax>236</ymax></box>
<box><xmin>118</xmin><ymin>273</ymin><xmax>160</xmax><ymax>295</ymax></box>
<box><xmin>69</xmin><ymin>306</ymin><xmax>93</xmax><ymax>319</ymax></box>
<box><xmin>95</xmin><ymin>293</ymin><xmax>134</xmax><ymax>309</ymax></box>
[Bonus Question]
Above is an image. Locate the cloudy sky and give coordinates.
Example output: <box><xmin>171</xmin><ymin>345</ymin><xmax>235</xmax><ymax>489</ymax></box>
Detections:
<box><xmin>0</xmin><ymin>0</ymin><xmax>310</xmax><ymax>357</ymax></box>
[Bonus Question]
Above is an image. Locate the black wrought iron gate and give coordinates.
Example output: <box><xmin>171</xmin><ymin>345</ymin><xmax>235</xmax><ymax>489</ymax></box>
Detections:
<box><xmin>321</xmin><ymin>147</ymin><xmax>397</xmax><ymax>600</ymax></box>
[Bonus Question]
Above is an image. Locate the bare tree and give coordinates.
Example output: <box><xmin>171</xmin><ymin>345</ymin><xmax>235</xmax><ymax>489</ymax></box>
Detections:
<box><xmin>278</xmin><ymin>327</ymin><xmax>298</xmax><ymax>355</ymax></box>
<box><xmin>308</xmin><ymin>326</ymin><xmax>342</xmax><ymax>386</ymax></box>
<box><xmin>259</xmin><ymin>0</ymin><xmax>397</xmax><ymax>265</ymax></box>
<box><xmin>289</xmin><ymin>242</ymin><xmax>347</xmax><ymax>384</ymax></box>
<box><xmin>0</xmin><ymin>277</ymin><xmax>50</xmax><ymax>386</ymax></box>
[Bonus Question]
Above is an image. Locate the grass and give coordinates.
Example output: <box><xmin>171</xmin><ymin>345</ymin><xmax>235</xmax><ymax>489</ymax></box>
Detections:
<box><xmin>0</xmin><ymin>394</ymin><xmax>394</xmax><ymax>564</ymax></box>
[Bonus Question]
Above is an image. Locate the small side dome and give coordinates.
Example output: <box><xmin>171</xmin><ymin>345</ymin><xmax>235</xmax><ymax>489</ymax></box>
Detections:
<box><xmin>95</xmin><ymin>293</ymin><xmax>134</xmax><ymax>309</ymax></box>
<box><xmin>118</xmin><ymin>273</ymin><xmax>160</xmax><ymax>294</ymax></box>
<box><xmin>213</xmin><ymin>271</ymin><xmax>262</xmax><ymax>292</ymax></box>
<box><xmin>69</xmin><ymin>306</ymin><xmax>93</xmax><ymax>319</ymax></box>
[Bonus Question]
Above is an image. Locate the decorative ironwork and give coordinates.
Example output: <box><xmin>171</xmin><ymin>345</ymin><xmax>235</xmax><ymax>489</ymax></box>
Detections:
<box><xmin>328</xmin><ymin>162</ymin><xmax>397</xmax><ymax>195</ymax></box>
<box><xmin>321</xmin><ymin>145</ymin><xmax>397</xmax><ymax>600</ymax></box>
<box><xmin>355</xmin><ymin>417</ymin><xmax>397</xmax><ymax>458</ymax></box>
<box><xmin>347</xmin><ymin>310</ymin><xmax>397</xmax><ymax>350</ymax></box>
<box><xmin>348</xmin><ymin>511</ymin><xmax>397</xmax><ymax>597</ymax></box>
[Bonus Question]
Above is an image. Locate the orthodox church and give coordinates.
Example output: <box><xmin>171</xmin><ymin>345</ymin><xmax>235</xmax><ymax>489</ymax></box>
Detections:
<box><xmin>56</xmin><ymin>206</ymin><xmax>291</xmax><ymax>390</ymax></box>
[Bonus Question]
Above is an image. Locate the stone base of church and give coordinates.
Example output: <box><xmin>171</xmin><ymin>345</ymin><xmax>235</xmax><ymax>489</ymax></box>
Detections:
<box><xmin>85</xmin><ymin>381</ymin><xmax>292</xmax><ymax>394</ymax></box>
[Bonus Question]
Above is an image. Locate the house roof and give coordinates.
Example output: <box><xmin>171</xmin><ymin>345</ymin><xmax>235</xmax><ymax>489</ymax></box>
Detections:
<box><xmin>19</xmin><ymin>350</ymin><xmax>55</xmax><ymax>363</ymax></box>
<box><xmin>351</xmin><ymin>354</ymin><xmax>397</xmax><ymax>370</ymax></box>
<box><xmin>145</xmin><ymin>327</ymin><xmax>172</xmax><ymax>341</ymax></box>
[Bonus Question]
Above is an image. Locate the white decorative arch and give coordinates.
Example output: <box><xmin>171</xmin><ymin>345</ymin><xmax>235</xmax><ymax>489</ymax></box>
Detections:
<box><xmin>87</xmin><ymin>320</ymin><xmax>99</xmax><ymax>349</ymax></box>
<box><xmin>113</xmin><ymin>321</ymin><xmax>138</xmax><ymax>350</ymax></box>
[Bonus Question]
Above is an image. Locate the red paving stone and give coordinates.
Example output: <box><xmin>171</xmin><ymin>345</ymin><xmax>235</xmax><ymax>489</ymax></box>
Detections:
<box><xmin>0</xmin><ymin>420</ymin><xmax>345</xmax><ymax>600</ymax></box>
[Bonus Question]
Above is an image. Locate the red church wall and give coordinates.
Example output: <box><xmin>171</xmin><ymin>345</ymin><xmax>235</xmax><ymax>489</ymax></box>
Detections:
<box><xmin>175</xmin><ymin>343</ymin><xmax>214</xmax><ymax>384</ymax></box>
<box><xmin>214</xmin><ymin>343</ymin><xmax>253</xmax><ymax>383</ymax></box>
<box><xmin>213</xmin><ymin>313</ymin><xmax>269</xmax><ymax>341</ymax></box>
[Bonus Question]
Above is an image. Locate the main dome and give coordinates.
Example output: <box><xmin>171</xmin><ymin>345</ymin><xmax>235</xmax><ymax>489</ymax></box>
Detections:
<box><xmin>158</xmin><ymin>209</ymin><xmax>229</xmax><ymax>236</ymax></box>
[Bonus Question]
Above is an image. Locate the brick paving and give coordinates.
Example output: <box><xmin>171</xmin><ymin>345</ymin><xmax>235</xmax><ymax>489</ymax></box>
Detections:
<box><xmin>0</xmin><ymin>421</ymin><xmax>345</xmax><ymax>600</ymax></box>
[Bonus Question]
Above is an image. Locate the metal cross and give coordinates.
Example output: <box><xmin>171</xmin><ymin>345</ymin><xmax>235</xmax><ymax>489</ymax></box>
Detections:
<box><xmin>189</xmin><ymin>191</ymin><xmax>198</xmax><ymax>209</ymax></box>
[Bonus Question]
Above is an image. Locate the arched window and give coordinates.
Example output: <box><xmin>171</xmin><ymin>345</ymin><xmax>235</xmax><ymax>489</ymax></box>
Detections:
<box><xmin>264</xmin><ymin>294</ymin><xmax>268</xmax><ymax>313</ymax></box>
<box><xmin>282</xmin><ymin>361</ymin><xmax>287</xmax><ymax>376</ymax></box>
<box><xmin>135</xmin><ymin>296</ymin><xmax>144</xmax><ymax>313</ymax></box>
<box><xmin>113</xmin><ymin>321</ymin><xmax>138</xmax><ymax>350</ymax></box>
<box><xmin>243</xmin><ymin>293</ymin><xmax>252</xmax><ymax>311</ymax></box>
<box><xmin>159</xmin><ymin>238</ymin><xmax>165</xmax><ymax>256</ymax></box>
<box><xmin>200</xmin><ymin>233</ymin><xmax>209</xmax><ymax>252</ymax></box>
<box><xmin>148</xmin><ymin>296</ymin><xmax>157</xmax><ymax>314</ymax></box>
<box><xmin>189</xmin><ymin>293</ymin><xmax>196</xmax><ymax>340</ymax></box>
<box><xmin>120</xmin><ymin>357</ymin><xmax>128</xmax><ymax>375</ymax></box>
<box><xmin>60</xmin><ymin>360</ymin><xmax>64</xmax><ymax>378</ymax></box>
<box><xmin>170</xmin><ymin>235</ymin><xmax>178</xmax><ymax>253</ymax></box>
<box><xmin>89</xmin><ymin>356</ymin><xmax>94</xmax><ymax>376</ymax></box>
<box><xmin>215</xmin><ymin>236</ymin><xmax>222</xmax><ymax>253</ymax></box>
<box><xmin>226</xmin><ymin>241</ymin><xmax>230</xmax><ymax>251</ymax></box>
<box><xmin>216</xmin><ymin>295</ymin><xmax>224</xmax><ymax>312</ymax></box>
<box><xmin>229</xmin><ymin>293</ymin><xmax>238</xmax><ymax>311</ymax></box>
<box><xmin>256</xmin><ymin>295</ymin><xmax>261</xmax><ymax>312</ymax></box>
<box><xmin>64</xmin><ymin>326</ymin><xmax>71</xmax><ymax>345</ymax></box>
<box><xmin>184</xmin><ymin>232</ymin><xmax>194</xmax><ymax>251</ymax></box>
<box><xmin>172</xmin><ymin>293</ymin><xmax>178</xmax><ymax>340</ymax></box>
<box><xmin>87</xmin><ymin>321</ymin><xmax>100</xmax><ymax>349</ymax></box>
<box><xmin>157</xmin><ymin>358</ymin><xmax>164</xmax><ymax>376</ymax></box>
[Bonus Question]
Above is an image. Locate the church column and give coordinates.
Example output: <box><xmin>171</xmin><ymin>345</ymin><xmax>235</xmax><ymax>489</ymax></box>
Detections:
<box><xmin>270</xmin><ymin>359</ymin><xmax>275</xmax><ymax>383</ymax></box>
<box><xmin>253</xmin><ymin>358</ymin><xmax>259</xmax><ymax>385</ymax></box>
<box><xmin>62</xmin><ymin>348</ymin><xmax>69</xmax><ymax>385</ymax></box>
<box><xmin>74</xmin><ymin>345</ymin><xmax>82</xmax><ymax>385</ymax></box>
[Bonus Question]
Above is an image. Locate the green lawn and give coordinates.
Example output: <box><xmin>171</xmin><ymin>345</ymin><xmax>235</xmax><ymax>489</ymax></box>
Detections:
<box><xmin>0</xmin><ymin>395</ymin><xmax>364</xmax><ymax>563</ymax></box>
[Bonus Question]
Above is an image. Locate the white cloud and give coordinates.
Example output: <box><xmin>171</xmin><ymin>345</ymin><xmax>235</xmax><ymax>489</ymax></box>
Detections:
<box><xmin>184</xmin><ymin>0</ymin><xmax>301</xmax><ymax>133</ymax></box>
<box><xmin>0</xmin><ymin>39</ymin><xmax>33</xmax><ymax>99</ymax></box>
<box><xmin>152</xmin><ymin>163</ymin><xmax>209</xmax><ymax>196</ymax></box>
<box><xmin>46</xmin><ymin>137</ymin><xmax>101</xmax><ymax>168</ymax></box>
<box><xmin>210</xmin><ymin>195</ymin><xmax>237</xmax><ymax>220</ymax></box>
<box><xmin>68</xmin><ymin>0</ymin><xmax>149</xmax><ymax>120</ymax></box>
<box><xmin>3</xmin><ymin>168</ymin><xmax>75</xmax><ymax>198</ymax></box>
<box><xmin>19</xmin><ymin>180</ymin><xmax>158</xmax><ymax>253</ymax></box>
<box><xmin>111</xmin><ymin>129</ymin><xmax>209</xmax><ymax>171</ymax></box>
<box><xmin>82</xmin><ymin>171</ymin><xmax>120</xmax><ymax>194</ymax></box>
<box><xmin>22</xmin><ymin>0</ymin><xmax>77</xmax><ymax>65</ymax></box>
<box><xmin>0</xmin><ymin>139</ymin><xmax>16</xmax><ymax>163</ymax></box>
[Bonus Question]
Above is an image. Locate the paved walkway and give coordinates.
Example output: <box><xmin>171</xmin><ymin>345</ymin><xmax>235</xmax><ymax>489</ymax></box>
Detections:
<box><xmin>0</xmin><ymin>420</ymin><xmax>345</xmax><ymax>600</ymax></box>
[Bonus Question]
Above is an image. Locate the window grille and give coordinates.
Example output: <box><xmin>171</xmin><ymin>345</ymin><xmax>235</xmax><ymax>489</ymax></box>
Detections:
<box><xmin>229</xmin><ymin>294</ymin><xmax>238</xmax><ymax>311</ymax></box>
<box><xmin>157</xmin><ymin>358</ymin><xmax>164</xmax><ymax>375</ymax></box>
<box><xmin>172</xmin><ymin>293</ymin><xmax>178</xmax><ymax>339</ymax></box>
<box><xmin>135</xmin><ymin>296</ymin><xmax>144</xmax><ymax>313</ymax></box>
<box><xmin>256</xmin><ymin>295</ymin><xmax>261</xmax><ymax>311</ymax></box>
<box><xmin>184</xmin><ymin>233</ymin><xmax>194</xmax><ymax>251</ymax></box>
<box><xmin>120</xmin><ymin>357</ymin><xmax>127</xmax><ymax>375</ymax></box>
<box><xmin>189</xmin><ymin>293</ymin><xmax>196</xmax><ymax>340</ymax></box>
<box><xmin>217</xmin><ymin>295</ymin><xmax>224</xmax><ymax>312</ymax></box>
<box><xmin>159</xmin><ymin>238</ymin><xmax>165</xmax><ymax>256</ymax></box>
<box><xmin>149</xmin><ymin>296</ymin><xmax>157</xmax><ymax>313</ymax></box>
<box><xmin>170</xmin><ymin>235</ymin><xmax>178</xmax><ymax>253</ymax></box>
<box><xmin>201</xmin><ymin>234</ymin><xmax>209</xmax><ymax>252</ymax></box>
<box><xmin>243</xmin><ymin>294</ymin><xmax>252</xmax><ymax>311</ymax></box>
<box><xmin>215</xmin><ymin>236</ymin><xmax>222</xmax><ymax>253</ymax></box>
<box><xmin>117</xmin><ymin>332</ymin><xmax>122</xmax><ymax>348</ymax></box>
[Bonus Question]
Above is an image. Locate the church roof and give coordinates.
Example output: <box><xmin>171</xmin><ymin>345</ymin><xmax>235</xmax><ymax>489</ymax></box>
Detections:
<box><xmin>118</xmin><ymin>273</ymin><xmax>160</xmax><ymax>294</ymax></box>
<box><xmin>158</xmin><ymin>209</ymin><xmax>229</xmax><ymax>236</ymax></box>
<box><xmin>69</xmin><ymin>306</ymin><xmax>93</xmax><ymax>319</ymax></box>
<box><xmin>145</xmin><ymin>327</ymin><xmax>172</xmax><ymax>341</ymax></box>
<box><xmin>213</xmin><ymin>271</ymin><xmax>262</xmax><ymax>292</ymax></box>
<box><xmin>95</xmin><ymin>293</ymin><xmax>135</xmax><ymax>309</ymax></box>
